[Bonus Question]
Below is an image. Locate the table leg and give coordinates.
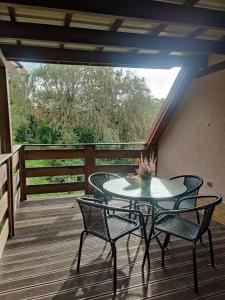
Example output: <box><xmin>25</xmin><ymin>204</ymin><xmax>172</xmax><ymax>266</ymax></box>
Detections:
<box><xmin>142</xmin><ymin>200</ymin><xmax>162</xmax><ymax>267</ymax></box>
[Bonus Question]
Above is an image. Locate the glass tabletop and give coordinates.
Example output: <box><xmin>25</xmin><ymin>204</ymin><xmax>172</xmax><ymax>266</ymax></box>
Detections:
<box><xmin>103</xmin><ymin>177</ymin><xmax>187</xmax><ymax>201</ymax></box>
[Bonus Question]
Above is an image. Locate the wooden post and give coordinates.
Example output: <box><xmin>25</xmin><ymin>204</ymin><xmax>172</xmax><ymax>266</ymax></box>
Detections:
<box><xmin>84</xmin><ymin>145</ymin><xmax>96</xmax><ymax>194</ymax></box>
<box><xmin>0</xmin><ymin>49</ymin><xmax>14</xmax><ymax>237</ymax></box>
<box><xmin>19</xmin><ymin>145</ymin><xmax>27</xmax><ymax>200</ymax></box>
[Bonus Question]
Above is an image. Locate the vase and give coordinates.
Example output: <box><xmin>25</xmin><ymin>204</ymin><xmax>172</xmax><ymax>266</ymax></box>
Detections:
<box><xmin>141</xmin><ymin>175</ymin><xmax>152</xmax><ymax>188</ymax></box>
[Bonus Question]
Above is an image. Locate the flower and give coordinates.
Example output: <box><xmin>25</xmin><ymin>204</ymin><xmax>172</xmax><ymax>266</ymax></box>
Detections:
<box><xmin>136</xmin><ymin>152</ymin><xmax>157</xmax><ymax>177</ymax></box>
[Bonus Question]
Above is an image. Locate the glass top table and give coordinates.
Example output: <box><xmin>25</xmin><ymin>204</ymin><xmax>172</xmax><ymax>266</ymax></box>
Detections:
<box><xmin>103</xmin><ymin>176</ymin><xmax>187</xmax><ymax>202</ymax></box>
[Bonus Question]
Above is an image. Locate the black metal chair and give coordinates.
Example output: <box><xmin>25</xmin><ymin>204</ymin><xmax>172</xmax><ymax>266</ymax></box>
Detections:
<box><xmin>77</xmin><ymin>197</ymin><xmax>149</xmax><ymax>295</ymax></box>
<box><xmin>143</xmin><ymin>195</ymin><xmax>222</xmax><ymax>292</ymax></box>
<box><xmin>157</xmin><ymin>175</ymin><xmax>203</xmax><ymax>211</ymax></box>
<box><xmin>88</xmin><ymin>172</ymin><xmax>131</xmax><ymax>209</ymax></box>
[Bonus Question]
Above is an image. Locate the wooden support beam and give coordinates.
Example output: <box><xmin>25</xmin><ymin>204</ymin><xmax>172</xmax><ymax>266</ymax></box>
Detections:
<box><xmin>196</xmin><ymin>60</ymin><xmax>225</xmax><ymax>78</ymax></box>
<box><xmin>2</xmin><ymin>0</ymin><xmax>225</xmax><ymax>29</ymax></box>
<box><xmin>0</xmin><ymin>50</ymin><xmax>12</xmax><ymax>153</ymax></box>
<box><xmin>0</xmin><ymin>21</ymin><xmax>224</xmax><ymax>54</ymax></box>
<box><xmin>0</xmin><ymin>49</ymin><xmax>14</xmax><ymax>237</ymax></box>
<box><xmin>0</xmin><ymin>44</ymin><xmax>208</xmax><ymax>68</ymax></box>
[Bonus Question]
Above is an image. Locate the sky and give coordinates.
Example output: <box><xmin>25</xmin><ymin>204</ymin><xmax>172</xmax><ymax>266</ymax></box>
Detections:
<box><xmin>22</xmin><ymin>62</ymin><xmax>180</xmax><ymax>99</ymax></box>
<box><xmin>134</xmin><ymin>67</ymin><xmax>181</xmax><ymax>99</ymax></box>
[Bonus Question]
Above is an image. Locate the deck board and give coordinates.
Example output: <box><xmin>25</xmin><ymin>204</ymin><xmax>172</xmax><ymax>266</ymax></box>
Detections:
<box><xmin>0</xmin><ymin>197</ymin><xmax>224</xmax><ymax>299</ymax></box>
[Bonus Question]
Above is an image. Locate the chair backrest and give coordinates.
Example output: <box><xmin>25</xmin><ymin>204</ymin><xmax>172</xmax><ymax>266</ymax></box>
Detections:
<box><xmin>77</xmin><ymin>197</ymin><xmax>110</xmax><ymax>241</ymax></box>
<box><xmin>195</xmin><ymin>195</ymin><xmax>222</xmax><ymax>237</ymax></box>
<box><xmin>88</xmin><ymin>172</ymin><xmax>120</xmax><ymax>201</ymax></box>
<box><xmin>170</xmin><ymin>175</ymin><xmax>203</xmax><ymax>207</ymax></box>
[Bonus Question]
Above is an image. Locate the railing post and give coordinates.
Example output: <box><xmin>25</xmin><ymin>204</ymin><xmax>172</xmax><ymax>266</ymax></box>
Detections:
<box><xmin>19</xmin><ymin>145</ymin><xmax>27</xmax><ymax>201</ymax></box>
<box><xmin>6</xmin><ymin>157</ymin><xmax>14</xmax><ymax>237</ymax></box>
<box><xmin>84</xmin><ymin>145</ymin><xmax>96</xmax><ymax>194</ymax></box>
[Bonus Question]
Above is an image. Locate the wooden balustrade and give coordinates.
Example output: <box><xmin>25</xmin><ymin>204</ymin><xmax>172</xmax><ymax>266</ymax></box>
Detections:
<box><xmin>21</xmin><ymin>142</ymin><xmax>155</xmax><ymax>198</ymax></box>
<box><xmin>0</xmin><ymin>145</ymin><xmax>23</xmax><ymax>258</ymax></box>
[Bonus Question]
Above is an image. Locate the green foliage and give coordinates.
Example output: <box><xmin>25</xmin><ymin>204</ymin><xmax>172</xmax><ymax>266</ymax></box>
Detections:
<box><xmin>73</xmin><ymin>126</ymin><xmax>96</xmax><ymax>143</ymax></box>
<box><xmin>15</xmin><ymin>115</ymin><xmax>61</xmax><ymax>144</ymax></box>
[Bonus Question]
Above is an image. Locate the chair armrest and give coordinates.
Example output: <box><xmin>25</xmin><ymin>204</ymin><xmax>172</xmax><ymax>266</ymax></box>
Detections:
<box><xmin>155</xmin><ymin>195</ymin><xmax>221</xmax><ymax>222</ymax></box>
<box><xmin>78</xmin><ymin>196</ymin><xmax>103</xmax><ymax>204</ymax></box>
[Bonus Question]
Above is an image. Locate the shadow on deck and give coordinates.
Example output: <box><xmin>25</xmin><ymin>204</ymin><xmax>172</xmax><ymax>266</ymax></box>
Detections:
<box><xmin>0</xmin><ymin>196</ymin><xmax>225</xmax><ymax>299</ymax></box>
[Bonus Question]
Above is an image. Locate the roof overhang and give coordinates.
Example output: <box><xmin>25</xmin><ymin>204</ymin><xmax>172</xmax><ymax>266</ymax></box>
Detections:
<box><xmin>0</xmin><ymin>0</ymin><xmax>224</xmax><ymax>68</ymax></box>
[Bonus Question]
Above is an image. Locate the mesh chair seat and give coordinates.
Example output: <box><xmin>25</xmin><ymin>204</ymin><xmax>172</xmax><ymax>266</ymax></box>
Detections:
<box><xmin>107</xmin><ymin>215</ymin><xmax>139</xmax><ymax>240</ymax></box>
<box><xmin>157</xmin><ymin>198</ymin><xmax>196</xmax><ymax>210</ymax></box>
<box><xmin>108</xmin><ymin>198</ymin><xmax>130</xmax><ymax>208</ymax></box>
<box><xmin>155</xmin><ymin>214</ymin><xmax>200</xmax><ymax>241</ymax></box>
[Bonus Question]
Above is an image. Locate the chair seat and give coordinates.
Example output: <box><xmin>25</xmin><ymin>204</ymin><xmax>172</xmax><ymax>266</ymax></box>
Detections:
<box><xmin>155</xmin><ymin>214</ymin><xmax>200</xmax><ymax>241</ymax></box>
<box><xmin>157</xmin><ymin>198</ymin><xmax>196</xmax><ymax>210</ymax></box>
<box><xmin>108</xmin><ymin>198</ymin><xmax>130</xmax><ymax>208</ymax></box>
<box><xmin>107</xmin><ymin>215</ymin><xmax>139</xmax><ymax>240</ymax></box>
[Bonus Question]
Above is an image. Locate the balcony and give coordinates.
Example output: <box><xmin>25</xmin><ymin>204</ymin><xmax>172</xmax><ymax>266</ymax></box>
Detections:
<box><xmin>0</xmin><ymin>144</ymin><xmax>225</xmax><ymax>299</ymax></box>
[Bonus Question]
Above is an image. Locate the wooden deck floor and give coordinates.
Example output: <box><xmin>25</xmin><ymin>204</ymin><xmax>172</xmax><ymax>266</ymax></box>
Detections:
<box><xmin>0</xmin><ymin>197</ymin><xmax>225</xmax><ymax>300</ymax></box>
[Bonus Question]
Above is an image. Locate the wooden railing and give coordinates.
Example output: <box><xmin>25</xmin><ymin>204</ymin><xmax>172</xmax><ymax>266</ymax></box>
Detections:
<box><xmin>0</xmin><ymin>145</ymin><xmax>23</xmax><ymax>258</ymax></box>
<box><xmin>0</xmin><ymin>142</ymin><xmax>156</xmax><ymax>256</ymax></box>
<box><xmin>21</xmin><ymin>143</ymin><xmax>155</xmax><ymax>199</ymax></box>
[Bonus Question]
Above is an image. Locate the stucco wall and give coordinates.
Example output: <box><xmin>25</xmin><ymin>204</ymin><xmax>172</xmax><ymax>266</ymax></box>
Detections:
<box><xmin>157</xmin><ymin>58</ymin><xmax>225</xmax><ymax>202</ymax></box>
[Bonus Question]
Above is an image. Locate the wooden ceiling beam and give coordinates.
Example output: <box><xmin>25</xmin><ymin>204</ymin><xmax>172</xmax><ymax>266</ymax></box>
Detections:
<box><xmin>183</xmin><ymin>0</ymin><xmax>200</xmax><ymax>6</ymax></box>
<box><xmin>0</xmin><ymin>44</ymin><xmax>208</xmax><ymax>68</ymax></box>
<box><xmin>7</xmin><ymin>6</ymin><xmax>21</xmax><ymax>46</ymax></box>
<box><xmin>7</xmin><ymin>6</ymin><xmax>16</xmax><ymax>22</ymax></box>
<box><xmin>60</xmin><ymin>13</ymin><xmax>72</xmax><ymax>49</ymax></box>
<box><xmin>97</xmin><ymin>18</ymin><xmax>124</xmax><ymax>52</ymax></box>
<box><xmin>2</xmin><ymin>0</ymin><xmax>225</xmax><ymax>29</ymax></box>
<box><xmin>0</xmin><ymin>21</ymin><xmax>224</xmax><ymax>54</ymax></box>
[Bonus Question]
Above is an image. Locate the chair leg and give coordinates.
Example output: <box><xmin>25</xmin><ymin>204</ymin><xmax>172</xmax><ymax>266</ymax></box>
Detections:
<box><xmin>77</xmin><ymin>230</ymin><xmax>86</xmax><ymax>272</ymax></box>
<box><xmin>111</xmin><ymin>242</ymin><xmax>117</xmax><ymax>295</ymax></box>
<box><xmin>161</xmin><ymin>235</ymin><xmax>169</xmax><ymax>268</ymax></box>
<box><xmin>163</xmin><ymin>233</ymin><xmax>170</xmax><ymax>249</ymax></box>
<box><xmin>196</xmin><ymin>211</ymin><xmax>202</xmax><ymax>244</ymax></box>
<box><xmin>192</xmin><ymin>242</ymin><xmax>198</xmax><ymax>292</ymax></box>
<box><xmin>207</xmin><ymin>229</ymin><xmax>214</xmax><ymax>267</ymax></box>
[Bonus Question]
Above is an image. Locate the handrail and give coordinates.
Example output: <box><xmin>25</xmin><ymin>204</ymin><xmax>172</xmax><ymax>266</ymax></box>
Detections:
<box><xmin>0</xmin><ymin>153</ymin><xmax>11</xmax><ymax>166</ymax></box>
<box><xmin>25</xmin><ymin>142</ymin><xmax>146</xmax><ymax>147</ymax></box>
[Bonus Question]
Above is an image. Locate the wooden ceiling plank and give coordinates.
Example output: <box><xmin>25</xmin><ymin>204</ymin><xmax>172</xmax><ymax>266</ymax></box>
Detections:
<box><xmin>1</xmin><ymin>1</ymin><xmax>225</xmax><ymax>29</ymax></box>
<box><xmin>0</xmin><ymin>21</ymin><xmax>224</xmax><ymax>54</ymax></box>
<box><xmin>0</xmin><ymin>44</ymin><xmax>208</xmax><ymax>68</ymax></box>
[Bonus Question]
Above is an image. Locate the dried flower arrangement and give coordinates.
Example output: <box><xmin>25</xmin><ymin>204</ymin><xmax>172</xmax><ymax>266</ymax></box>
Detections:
<box><xmin>136</xmin><ymin>153</ymin><xmax>157</xmax><ymax>178</ymax></box>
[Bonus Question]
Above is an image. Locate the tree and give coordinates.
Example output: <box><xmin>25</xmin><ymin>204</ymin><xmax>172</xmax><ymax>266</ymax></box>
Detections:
<box><xmin>9</xmin><ymin>71</ymin><xmax>31</xmax><ymax>141</ymax></box>
<box><xmin>27</xmin><ymin>65</ymin><xmax>164</xmax><ymax>143</ymax></box>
